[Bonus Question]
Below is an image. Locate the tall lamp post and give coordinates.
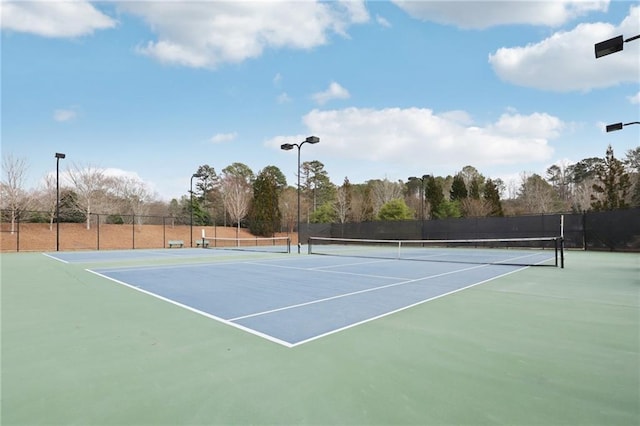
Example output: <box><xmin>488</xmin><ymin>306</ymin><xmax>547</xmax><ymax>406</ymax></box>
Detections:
<box><xmin>55</xmin><ymin>153</ymin><xmax>66</xmax><ymax>251</ymax></box>
<box><xmin>190</xmin><ymin>173</ymin><xmax>202</xmax><ymax>247</ymax></box>
<box><xmin>606</xmin><ymin>121</ymin><xmax>640</xmax><ymax>132</ymax></box>
<box><xmin>596</xmin><ymin>34</ymin><xmax>639</xmax><ymax>133</ymax></box>
<box><xmin>281</xmin><ymin>136</ymin><xmax>320</xmax><ymax>253</ymax></box>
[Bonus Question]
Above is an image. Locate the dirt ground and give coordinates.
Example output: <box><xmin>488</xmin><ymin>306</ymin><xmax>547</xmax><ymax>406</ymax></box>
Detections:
<box><xmin>0</xmin><ymin>223</ymin><xmax>296</xmax><ymax>252</ymax></box>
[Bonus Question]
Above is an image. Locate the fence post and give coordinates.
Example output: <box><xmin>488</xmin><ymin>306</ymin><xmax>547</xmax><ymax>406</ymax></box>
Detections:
<box><xmin>97</xmin><ymin>214</ymin><xmax>100</xmax><ymax>250</ymax></box>
<box><xmin>163</xmin><ymin>216</ymin><xmax>166</xmax><ymax>249</ymax></box>
<box><xmin>582</xmin><ymin>210</ymin><xmax>587</xmax><ymax>251</ymax></box>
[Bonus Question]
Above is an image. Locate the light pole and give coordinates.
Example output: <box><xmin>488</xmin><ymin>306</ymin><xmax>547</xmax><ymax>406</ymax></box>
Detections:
<box><xmin>606</xmin><ymin>121</ymin><xmax>640</xmax><ymax>132</ymax></box>
<box><xmin>408</xmin><ymin>175</ymin><xmax>428</xmax><ymax>239</ymax></box>
<box><xmin>281</xmin><ymin>136</ymin><xmax>320</xmax><ymax>253</ymax></box>
<box><xmin>595</xmin><ymin>34</ymin><xmax>640</xmax><ymax>58</ymax></box>
<box><xmin>55</xmin><ymin>153</ymin><xmax>66</xmax><ymax>251</ymax></box>
<box><xmin>596</xmin><ymin>33</ymin><xmax>639</xmax><ymax>133</ymax></box>
<box><xmin>190</xmin><ymin>173</ymin><xmax>202</xmax><ymax>247</ymax></box>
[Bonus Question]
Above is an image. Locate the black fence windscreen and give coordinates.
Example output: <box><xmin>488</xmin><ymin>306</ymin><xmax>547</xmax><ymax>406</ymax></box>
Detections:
<box><xmin>301</xmin><ymin>209</ymin><xmax>640</xmax><ymax>252</ymax></box>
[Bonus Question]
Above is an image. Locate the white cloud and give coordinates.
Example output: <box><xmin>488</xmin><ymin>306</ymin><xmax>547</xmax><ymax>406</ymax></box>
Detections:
<box><xmin>628</xmin><ymin>91</ymin><xmax>640</xmax><ymax>104</ymax></box>
<box><xmin>277</xmin><ymin>92</ymin><xmax>292</xmax><ymax>104</ymax></box>
<box><xmin>489</xmin><ymin>5</ymin><xmax>640</xmax><ymax>91</ymax></box>
<box><xmin>1</xmin><ymin>1</ymin><xmax>116</xmax><ymax>37</ymax></box>
<box><xmin>391</xmin><ymin>0</ymin><xmax>608</xmax><ymax>29</ymax></box>
<box><xmin>210</xmin><ymin>132</ymin><xmax>237</xmax><ymax>144</ymax></box>
<box><xmin>266</xmin><ymin>107</ymin><xmax>561</xmax><ymax>169</ymax></box>
<box><xmin>273</xmin><ymin>73</ymin><xmax>283</xmax><ymax>87</ymax></box>
<box><xmin>102</xmin><ymin>168</ymin><xmax>144</xmax><ymax>182</ymax></box>
<box><xmin>53</xmin><ymin>108</ymin><xmax>77</xmax><ymax>122</ymax></box>
<box><xmin>376</xmin><ymin>15</ymin><xmax>391</xmax><ymax>28</ymax></box>
<box><xmin>121</xmin><ymin>1</ymin><xmax>369</xmax><ymax>68</ymax></box>
<box><xmin>491</xmin><ymin>112</ymin><xmax>564</xmax><ymax>139</ymax></box>
<box><xmin>312</xmin><ymin>82</ymin><xmax>351</xmax><ymax>105</ymax></box>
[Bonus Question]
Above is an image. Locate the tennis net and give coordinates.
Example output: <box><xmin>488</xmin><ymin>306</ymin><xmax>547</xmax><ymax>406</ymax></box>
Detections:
<box><xmin>200</xmin><ymin>236</ymin><xmax>291</xmax><ymax>254</ymax></box>
<box><xmin>307</xmin><ymin>236</ymin><xmax>564</xmax><ymax>267</ymax></box>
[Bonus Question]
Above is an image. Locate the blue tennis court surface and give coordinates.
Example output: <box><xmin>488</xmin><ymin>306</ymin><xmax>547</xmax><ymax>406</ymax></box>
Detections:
<box><xmin>81</xmin><ymin>253</ymin><xmax>533</xmax><ymax>347</ymax></box>
<box><xmin>44</xmin><ymin>247</ymin><xmax>265</xmax><ymax>263</ymax></box>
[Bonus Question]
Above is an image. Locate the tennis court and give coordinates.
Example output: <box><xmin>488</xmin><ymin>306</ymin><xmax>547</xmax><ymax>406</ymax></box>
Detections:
<box><xmin>2</xmin><ymin>243</ymin><xmax>638</xmax><ymax>425</ymax></box>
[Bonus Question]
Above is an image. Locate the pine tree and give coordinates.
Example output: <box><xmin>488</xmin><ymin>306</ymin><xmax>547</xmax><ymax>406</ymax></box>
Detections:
<box><xmin>591</xmin><ymin>145</ymin><xmax>631</xmax><ymax>211</ymax></box>
<box><xmin>625</xmin><ymin>147</ymin><xmax>640</xmax><ymax>208</ymax></box>
<box><xmin>469</xmin><ymin>177</ymin><xmax>481</xmax><ymax>200</ymax></box>
<box><xmin>450</xmin><ymin>174</ymin><xmax>468</xmax><ymax>201</ymax></box>
<box><xmin>249</xmin><ymin>168</ymin><xmax>282</xmax><ymax>236</ymax></box>
<box><xmin>424</xmin><ymin>176</ymin><xmax>444</xmax><ymax>219</ymax></box>
<box><xmin>483</xmin><ymin>179</ymin><xmax>503</xmax><ymax>216</ymax></box>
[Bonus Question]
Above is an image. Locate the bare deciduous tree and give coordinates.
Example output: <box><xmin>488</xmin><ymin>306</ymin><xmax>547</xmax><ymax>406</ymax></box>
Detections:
<box><xmin>278</xmin><ymin>187</ymin><xmax>298</xmax><ymax>233</ymax></box>
<box><xmin>572</xmin><ymin>178</ymin><xmax>597</xmax><ymax>212</ymax></box>
<box><xmin>460</xmin><ymin>198</ymin><xmax>492</xmax><ymax>217</ymax></box>
<box><xmin>334</xmin><ymin>185</ymin><xmax>351</xmax><ymax>224</ymax></box>
<box><xmin>220</xmin><ymin>175</ymin><xmax>252</xmax><ymax>238</ymax></box>
<box><xmin>39</xmin><ymin>174</ymin><xmax>57</xmax><ymax>230</ymax></box>
<box><xmin>112</xmin><ymin>176</ymin><xmax>154</xmax><ymax>225</ymax></box>
<box><xmin>518</xmin><ymin>172</ymin><xmax>559</xmax><ymax>213</ymax></box>
<box><xmin>369</xmin><ymin>178</ymin><xmax>404</xmax><ymax>216</ymax></box>
<box><xmin>66</xmin><ymin>164</ymin><xmax>110</xmax><ymax>229</ymax></box>
<box><xmin>0</xmin><ymin>154</ymin><xmax>30</xmax><ymax>233</ymax></box>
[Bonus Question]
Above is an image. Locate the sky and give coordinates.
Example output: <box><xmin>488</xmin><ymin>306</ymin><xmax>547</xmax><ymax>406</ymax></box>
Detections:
<box><xmin>2</xmin><ymin>0</ymin><xmax>639</xmax><ymax>201</ymax></box>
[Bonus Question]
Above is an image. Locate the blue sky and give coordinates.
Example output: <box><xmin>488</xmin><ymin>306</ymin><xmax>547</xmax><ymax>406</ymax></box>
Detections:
<box><xmin>2</xmin><ymin>0</ymin><xmax>639</xmax><ymax>200</ymax></box>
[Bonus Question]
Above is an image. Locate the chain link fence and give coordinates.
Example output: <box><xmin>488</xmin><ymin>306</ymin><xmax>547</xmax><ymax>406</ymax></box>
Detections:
<box><xmin>2</xmin><ymin>209</ymin><xmax>638</xmax><ymax>252</ymax></box>
<box><xmin>1</xmin><ymin>211</ymin><xmax>288</xmax><ymax>252</ymax></box>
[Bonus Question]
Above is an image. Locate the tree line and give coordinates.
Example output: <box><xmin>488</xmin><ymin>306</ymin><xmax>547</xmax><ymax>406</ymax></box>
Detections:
<box><xmin>1</xmin><ymin>145</ymin><xmax>638</xmax><ymax>236</ymax></box>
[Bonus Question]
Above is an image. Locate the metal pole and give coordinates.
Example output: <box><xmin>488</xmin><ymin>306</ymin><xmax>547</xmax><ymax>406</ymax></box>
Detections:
<box><xmin>190</xmin><ymin>173</ymin><xmax>201</xmax><ymax>248</ymax></box>
<box><xmin>297</xmin><ymin>145</ymin><xmax>301</xmax><ymax>253</ymax></box>
<box><xmin>56</xmin><ymin>157</ymin><xmax>60</xmax><ymax>251</ymax></box>
<box><xmin>55</xmin><ymin>153</ymin><xmax>65</xmax><ymax>251</ymax></box>
<box><xmin>280</xmin><ymin>136</ymin><xmax>319</xmax><ymax>253</ymax></box>
<box><xmin>190</xmin><ymin>175</ymin><xmax>194</xmax><ymax>247</ymax></box>
<box><xmin>421</xmin><ymin>181</ymin><xmax>425</xmax><ymax>239</ymax></box>
<box><xmin>97</xmin><ymin>214</ymin><xmax>100</xmax><ymax>250</ymax></box>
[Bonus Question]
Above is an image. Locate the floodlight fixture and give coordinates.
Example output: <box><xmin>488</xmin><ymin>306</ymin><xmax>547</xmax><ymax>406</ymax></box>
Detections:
<box><xmin>606</xmin><ymin>122</ymin><xmax>624</xmax><ymax>132</ymax></box>
<box><xmin>305</xmin><ymin>136</ymin><xmax>320</xmax><ymax>144</ymax></box>
<box><xmin>280</xmin><ymin>136</ymin><xmax>320</xmax><ymax>253</ymax></box>
<box><xmin>595</xmin><ymin>34</ymin><xmax>640</xmax><ymax>58</ymax></box>
<box><xmin>606</xmin><ymin>121</ymin><xmax>640</xmax><ymax>132</ymax></box>
<box><xmin>190</xmin><ymin>172</ymin><xmax>204</xmax><ymax>247</ymax></box>
<box><xmin>55</xmin><ymin>152</ymin><xmax>66</xmax><ymax>251</ymax></box>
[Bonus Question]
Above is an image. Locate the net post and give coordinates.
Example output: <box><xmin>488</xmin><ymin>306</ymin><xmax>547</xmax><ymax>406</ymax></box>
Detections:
<box><xmin>554</xmin><ymin>237</ymin><xmax>558</xmax><ymax>267</ymax></box>
<box><xmin>307</xmin><ymin>237</ymin><xmax>311</xmax><ymax>254</ymax></box>
<box><xmin>560</xmin><ymin>237</ymin><xmax>565</xmax><ymax>269</ymax></box>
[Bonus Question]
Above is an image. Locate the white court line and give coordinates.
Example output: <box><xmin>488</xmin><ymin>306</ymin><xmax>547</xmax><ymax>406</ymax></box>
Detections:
<box><xmin>91</xmin><ymin>254</ymin><xmax>288</xmax><ymax>273</ymax></box>
<box><xmin>244</xmin><ymin>261</ymin><xmax>411</xmax><ymax>281</ymax></box>
<box><xmin>228</xmin><ymin>263</ymin><xmax>492</xmax><ymax>321</ymax></box>
<box><xmin>42</xmin><ymin>253</ymin><xmax>69</xmax><ymax>264</ymax></box>
<box><xmin>85</xmin><ymin>253</ymin><xmax>544</xmax><ymax>348</ymax></box>
<box><xmin>42</xmin><ymin>248</ymin><xmax>249</xmax><ymax>265</ymax></box>
<box><xmin>85</xmin><ymin>268</ymin><xmax>295</xmax><ymax>348</ymax></box>
<box><xmin>290</xmin><ymin>265</ymin><xmax>529</xmax><ymax>347</ymax></box>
